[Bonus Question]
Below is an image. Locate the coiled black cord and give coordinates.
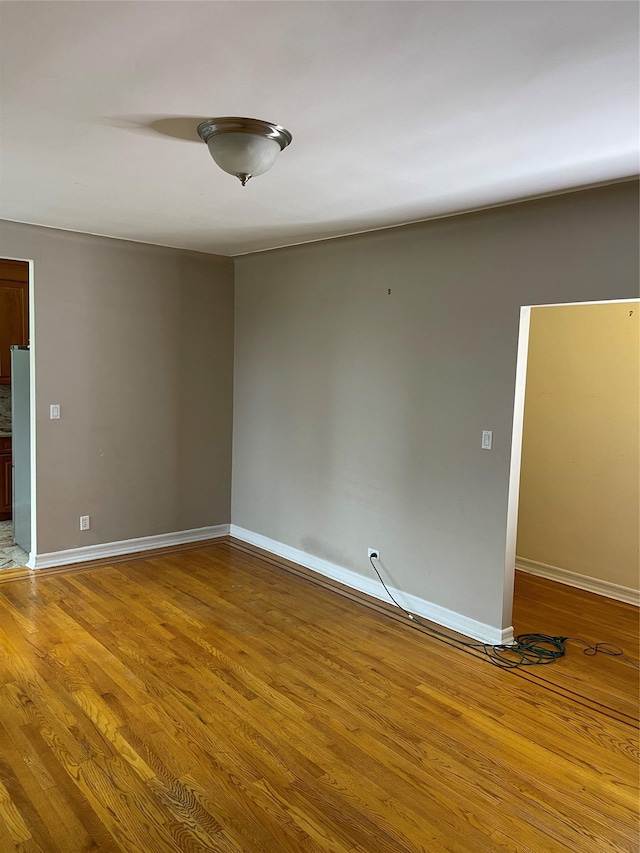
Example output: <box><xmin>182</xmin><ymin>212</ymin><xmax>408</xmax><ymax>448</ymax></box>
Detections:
<box><xmin>369</xmin><ymin>555</ymin><xmax>639</xmax><ymax>670</ymax></box>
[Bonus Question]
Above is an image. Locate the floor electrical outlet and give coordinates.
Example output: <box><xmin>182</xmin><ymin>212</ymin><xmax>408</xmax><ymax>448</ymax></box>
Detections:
<box><xmin>368</xmin><ymin>548</ymin><xmax>380</xmax><ymax>560</ymax></box>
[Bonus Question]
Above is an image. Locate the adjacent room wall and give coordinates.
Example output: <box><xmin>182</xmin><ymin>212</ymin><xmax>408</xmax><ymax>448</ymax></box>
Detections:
<box><xmin>0</xmin><ymin>221</ymin><xmax>234</xmax><ymax>554</ymax></box>
<box><xmin>517</xmin><ymin>301</ymin><xmax>639</xmax><ymax>594</ymax></box>
<box><xmin>232</xmin><ymin>182</ymin><xmax>639</xmax><ymax>634</ymax></box>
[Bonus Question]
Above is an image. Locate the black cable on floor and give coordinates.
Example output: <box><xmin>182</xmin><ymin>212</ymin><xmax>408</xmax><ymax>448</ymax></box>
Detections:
<box><xmin>564</xmin><ymin>637</ymin><xmax>640</xmax><ymax>670</ymax></box>
<box><xmin>369</xmin><ymin>555</ymin><xmax>640</xmax><ymax>671</ymax></box>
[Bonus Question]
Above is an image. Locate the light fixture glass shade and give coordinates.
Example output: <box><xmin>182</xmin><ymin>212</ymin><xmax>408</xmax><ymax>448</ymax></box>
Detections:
<box><xmin>197</xmin><ymin>117</ymin><xmax>292</xmax><ymax>185</ymax></box>
<box><xmin>206</xmin><ymin>132</ymin><xmax>281</xmax><ymax>179</ymax></box>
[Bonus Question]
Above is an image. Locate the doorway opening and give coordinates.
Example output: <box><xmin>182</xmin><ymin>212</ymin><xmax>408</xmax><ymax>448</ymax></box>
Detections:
<box><xmin>0</xmin><ymin>257</ymin><xmax>34</xmax><ymax>569</ymax></box>
<box><xmin>503</xmin><ymin>298</ymin><xmax>639</xmax><ymax>630</ymax></box>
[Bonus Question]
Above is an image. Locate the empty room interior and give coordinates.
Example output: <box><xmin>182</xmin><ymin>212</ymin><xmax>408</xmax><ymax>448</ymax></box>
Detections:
<box><xmin>0</xmin><ymin>2</ymin><xmax>638</xmax><ymax>852</ymax></box>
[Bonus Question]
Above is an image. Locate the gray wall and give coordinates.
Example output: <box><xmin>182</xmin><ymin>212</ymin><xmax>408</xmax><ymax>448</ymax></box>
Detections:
<box><xmin>2</xmin><ymin>182</ymin><xmax>637</xmax><ymax>632</ymax></box>
<box><xmin>0</xmin><ymin>222</ymin><xmax>234</xmax><ymax>553</ymax></box>
<box><xmin>233</xmin><ymin>182</ymin><xmax>640</xmax><ymax>631</ymax></box>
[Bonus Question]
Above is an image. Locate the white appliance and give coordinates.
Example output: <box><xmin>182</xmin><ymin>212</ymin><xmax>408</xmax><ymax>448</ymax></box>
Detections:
<box><xmin>10</xmin><ymin>346</ymin><xmax>30</xmax><ymax>552</ymax></box>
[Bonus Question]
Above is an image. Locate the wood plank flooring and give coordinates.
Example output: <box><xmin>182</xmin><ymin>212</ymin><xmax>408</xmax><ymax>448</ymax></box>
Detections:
<box><xmin>0</xmin><ymin>538</ymin><xmax>637</xmax><ymax>852</ymax></box>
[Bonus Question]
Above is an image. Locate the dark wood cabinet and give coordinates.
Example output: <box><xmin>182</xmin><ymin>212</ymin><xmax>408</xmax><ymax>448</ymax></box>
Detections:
<box><xmin>0</xmin><ymin>436</ymin><xmax>11</xmax><ymax>520</ymax></box>
<box><xmin>0</xmin><ymin>260</ymin><xmax>29</xmax><ymax>385</ymax></box>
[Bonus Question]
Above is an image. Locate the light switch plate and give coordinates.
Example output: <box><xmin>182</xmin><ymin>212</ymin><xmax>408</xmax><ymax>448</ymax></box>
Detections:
<box><xmin>481</xmin><ymin>430</ymin><xmax>493</xmax><ymax>450</ymax></box>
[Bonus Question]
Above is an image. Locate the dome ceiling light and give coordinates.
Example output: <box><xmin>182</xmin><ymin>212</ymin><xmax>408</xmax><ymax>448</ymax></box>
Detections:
<box><xmin>197</xmin><ymin>117</ymin><xmax>293</xmax><ymax>186</ymax></box>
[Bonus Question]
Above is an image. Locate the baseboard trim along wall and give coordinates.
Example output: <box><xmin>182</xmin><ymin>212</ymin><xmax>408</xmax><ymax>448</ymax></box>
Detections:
<box><xmin>230</xmin><ymin>525</ymin><xmax>513</xmax><ymax>645</ymax></box>
<box><xmin>516</xmin><ymin>556</ymin><xmax>639</xmax><ymax>606</ymax></box>
<box><xmin>30</xmin><ymin>524</ymin><xmax>231</xmax><ymax>570</ymax></box>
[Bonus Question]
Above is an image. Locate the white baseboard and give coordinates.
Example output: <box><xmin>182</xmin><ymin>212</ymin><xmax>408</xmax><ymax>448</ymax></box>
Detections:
<box><xmin>31</xmin><ymin>524</ymin><xmax>230</xmax><ymax>570</ymax></box>
<box><xmin>516</xmin><ymin>556</ymin><xmax>639</xmax><ymax>606</ymax></box>
<box><xmin>230</xmin><ymin>525</ymin><xmax>513</xmax><ymax>645</ymax></box>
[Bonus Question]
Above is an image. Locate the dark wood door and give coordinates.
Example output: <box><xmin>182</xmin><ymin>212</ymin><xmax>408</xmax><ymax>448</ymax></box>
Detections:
<box><xmin>0</xmin><ymin>260</ymin><xmax>29</xmax><ymax>385</ymax></box>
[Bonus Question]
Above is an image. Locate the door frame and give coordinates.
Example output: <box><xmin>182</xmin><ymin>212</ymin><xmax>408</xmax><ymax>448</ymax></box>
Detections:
<box><xmin>2</xmin><ymin>255</ymin><xmax>36</xmax><ymax>563</ymax></box>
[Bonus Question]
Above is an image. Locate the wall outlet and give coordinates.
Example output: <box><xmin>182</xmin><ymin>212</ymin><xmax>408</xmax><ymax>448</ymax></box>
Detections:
<box><xmin>79</xmin><ymin>515</ymin><xmax>90</xmax><ymax>531</ymax></box>
<box><xmin>368</xmin><ymin>548</ymin><xmax>380</xmax><ymax>560</ymax></box>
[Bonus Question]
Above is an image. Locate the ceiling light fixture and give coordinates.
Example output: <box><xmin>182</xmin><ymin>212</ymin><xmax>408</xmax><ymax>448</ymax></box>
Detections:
<box><xmin>197</xmin><ymin>117</ymin><xmax>292</xmax><ymax>186</ymax></box>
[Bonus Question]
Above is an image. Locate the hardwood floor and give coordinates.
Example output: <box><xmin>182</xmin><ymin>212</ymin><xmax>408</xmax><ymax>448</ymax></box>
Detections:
<box><xmin>0</xmin><ymin>538</ymin><xmax>637</xmax><ymax>852</ymax></box>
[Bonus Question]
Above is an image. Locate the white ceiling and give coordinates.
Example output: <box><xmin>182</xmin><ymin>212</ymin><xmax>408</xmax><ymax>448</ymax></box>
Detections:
<box><xmin>1</xmin><ymin>1</ymin><xmax>638</xmax><ymax>256</ymax></box>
